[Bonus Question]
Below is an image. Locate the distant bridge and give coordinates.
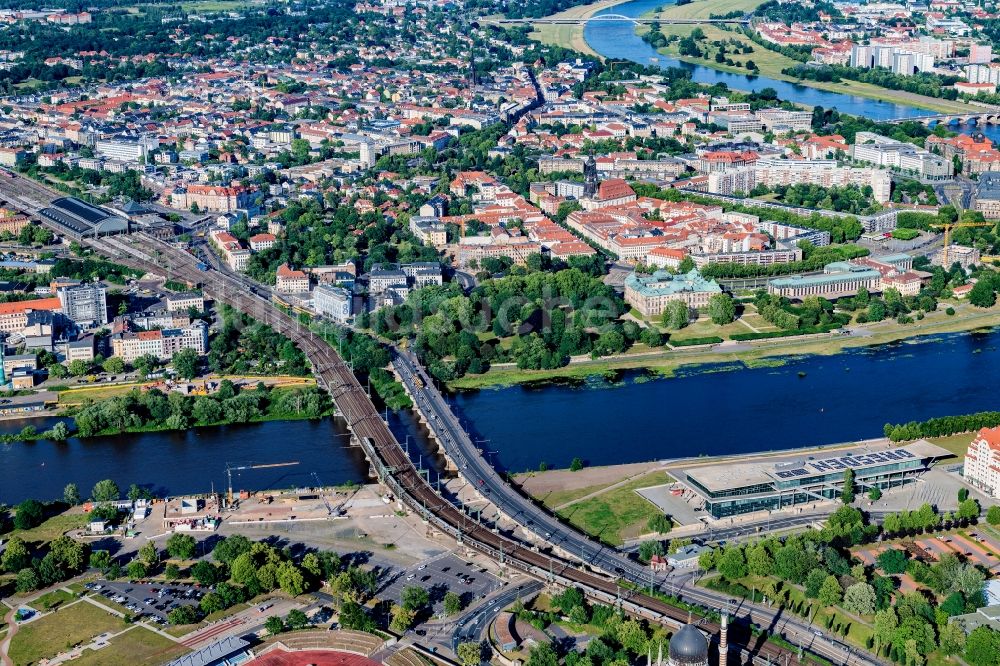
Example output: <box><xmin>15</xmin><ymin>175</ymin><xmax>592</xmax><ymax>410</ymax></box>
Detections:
<box><xmin>486</xmin><ymin>14</ymin><xmax>751</xmax><ymax>26</ymax></box>
<box><xmin>885</xmin><ymin>111</ymin><xmax>1000</xmax><ymax>126</ymax></box>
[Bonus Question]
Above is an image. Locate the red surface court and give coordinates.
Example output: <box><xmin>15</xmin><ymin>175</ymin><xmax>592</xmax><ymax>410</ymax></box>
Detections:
<box><xmin>248</xmin><ymin>649</ymin><xmax>383</xmax><ymax>666</ymax></box>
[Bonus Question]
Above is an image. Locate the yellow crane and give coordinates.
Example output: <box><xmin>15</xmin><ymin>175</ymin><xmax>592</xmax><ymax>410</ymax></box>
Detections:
<box><xmin>226</xmin><ymin>461</ymin><xmax>299</xmax><ymax>505</ymax></box>
<box><xmin>931</xmin><ymin>222</ymin><xmax>993</xmax><ymax>266</ymax></box>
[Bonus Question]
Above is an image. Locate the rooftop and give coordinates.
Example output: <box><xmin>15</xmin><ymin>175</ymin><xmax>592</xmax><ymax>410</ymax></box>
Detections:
<box><xmin>625</xmin><ymin>270</ymin><xmax>721</xmax><ymax>297</ymax></box>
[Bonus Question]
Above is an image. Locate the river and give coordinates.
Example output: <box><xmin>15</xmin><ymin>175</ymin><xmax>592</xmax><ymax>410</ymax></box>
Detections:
<box><xmin>583</xmin><ymin>0</ymin><xmax>1000</xmax><ymax>139</ymax></box>
<box><xmin>0</xmin><ymin>409</ymin><xmax>439</xmax><ymax>505</ymax></box>
<box><xmin>1</xmin><ymin>5</ymin><xmax>997</xmax><ymax>504</ymax></box>
<box><xmin>450</xmin><ymin>329</ymin><xmax>1000</xmax><ymax>472</ymax></box>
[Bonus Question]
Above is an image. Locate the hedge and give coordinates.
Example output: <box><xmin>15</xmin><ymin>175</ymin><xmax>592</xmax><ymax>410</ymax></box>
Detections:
<box><xmin>669</xmin><ymin>336</ymin><xmax>724</xmax><ymax>347</ymax></box>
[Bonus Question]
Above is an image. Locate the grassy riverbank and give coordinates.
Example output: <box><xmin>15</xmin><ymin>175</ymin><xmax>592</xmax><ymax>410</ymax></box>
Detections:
<box><xmin>637</xmin><ymin>0</ymin><xmax>978</xmax><ymax>114</ymax></box>
<box><xmin>448</xmin><ymin>302</ymin><xmax>1000</xmax><ymax>389</ymax></box>
<box><xmin>530</xmin><ymin>0</ymin><xmax>978</xmax><ymax>115</ymax></box>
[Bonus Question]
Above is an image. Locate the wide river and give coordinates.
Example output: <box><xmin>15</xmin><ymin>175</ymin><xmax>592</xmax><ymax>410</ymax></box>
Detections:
<box><xmin>1</xmin><ymin>6</ymin><xmax>997</xmax><ymax>503</ymax></box>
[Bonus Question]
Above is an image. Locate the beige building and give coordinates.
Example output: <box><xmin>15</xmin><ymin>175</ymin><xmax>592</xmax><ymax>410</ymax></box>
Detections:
<box><xmin>276</xmin><ymin>263</ymin><xmax>310</xmax><ymax>293</ymax></box>
<box><xmin>965</xmin><ymin>427</ymin><xmax>1000</xmax><ymax>498</ymax></box>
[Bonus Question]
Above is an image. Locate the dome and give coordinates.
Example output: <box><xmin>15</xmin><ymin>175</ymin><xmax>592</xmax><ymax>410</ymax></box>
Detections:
<box><xmin>669</xmin><ymin>624</ymin><xmax>709</xmax><ymax>666</ymax></box>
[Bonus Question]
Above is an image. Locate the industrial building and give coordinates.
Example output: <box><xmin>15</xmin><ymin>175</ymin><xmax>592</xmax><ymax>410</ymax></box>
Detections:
<box><xmin>39</xmin><ymin>197</ymin><xmax>129</xmax><ymax>239</ymax></box>
<box><xmin>680</xmin><ymin>441</ymin><xmax>950</xmax><ymax>519</ymax></box>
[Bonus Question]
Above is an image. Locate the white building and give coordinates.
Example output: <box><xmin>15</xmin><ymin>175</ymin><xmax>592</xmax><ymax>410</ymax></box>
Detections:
<box><xmin>313</xmin><ymin>284</ymin><xmax>352</xmax><ymax>322</ymax></box>
<box><xmin>708</xmin><ymin>159</ymin><xmax>892</xmax><ymax>203</ymax></box>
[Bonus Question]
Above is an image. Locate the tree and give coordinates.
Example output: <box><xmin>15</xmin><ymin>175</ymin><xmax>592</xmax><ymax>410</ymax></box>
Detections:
<box><xmin>444</xmin><ymin>591</ymin><xmax>463</xmax><ymax>616</ymax></box>
<box><xmin>171</xmin><ymin>348</ymin><xmax>200</xmax><ymax>380</ymax></box>
<box><xmin>92</xmin><ymin>479</ymin><xmax>120</xmax><ymax>502</ymax></box>
<box><xmin>338</xmin><ymin>600</ymin><xmax>376</xmax><ymax>633</ymax></box>
<box><xmin>965</xmin><ymin>626</ymin><xmax>1000</xmax><ymax>666</ymax></box>
<box><xmin>2</xmin><ymin>537</ymin><xmax>30</xmax><ymax>573</ymax></box>
<box><xmin>15</xmin><ymin>567</ymin><xmax>39</xmax><ymax>593</ymax></box>
<box><xmin>747</xmin><ymin>544</ymin><xmax>774</xmax><ymax>578</ymax></box>
<box><xmin>842</xmin><ymin>582</ymin><xmax>877</xmax><ymax>615</ymax></box>
<box><xmin>276</xmin><ymin>561</ymin><xmax>306</xmax><ymax>596</ymax></box>
<box><xmin>212</xmin><ymin>535</ymin><xmax>251</xmax><ymax>563</ymax></box>
<box><xmin>285</xmin><ymin>609</ymin><xmax>309</xmax><ymax>630</ymax></box>
<box><xmin>103</xmin><ymin>357</ymin><xmax>125</xmax><ymax>374</ymax></box>
<box><xmin>988</xmin><ymin>505</ymin><xmax>1000</xmax><ymax>525</ymax></box>
<box><xmin>876</xmin><ymin>549</ymin><xmax>907</xmax><ymax>575</ymax></box>
<box><xmin>457</xmin><ymin>642</ymin><xmax>483</xmax><ymax>666</ymax></box>
<box><xmin>819</xmin><ymin>575</ymin><xmax>843</xmax><ymax>606</ymax></box>
<box><xmin>708</xmin><ymin>293</ymin><xmax>736</xmax><ymax>325</ymax></box>
<box><xmin>647</xmin><ymin>514</ymin><xmax>672</xmax><ymax>534</ymax></box>
<box><xmin>68</xmin><ymin>359</ymin><xmax>91</xmax><ymax>376</ymax></box>
<box><xmin>89</xmin><ymin>550</ymin><xmax>112</xmax><ymax>571</ymax></box>
<box><xmin>402</xmin><ymin>585</ymin><xmax>430</xmax><ymax>611</ymax></box>
<box><xmin>868</xmin><ymin>486</ymin><xmax>882</xmax><ymax>501</ymax></box>
<box><xmin>526</xmin><ymin>643</ymin><xmax>559</xmax><ymax>666</ymax></box>
<box><xmin>569</xmin><ymin>456</ymin><xmax>584</xmax><ymax>471</ymax></box>
<box><xmin>940</xmin><ymin>621</ymin><xmax>967</xmax><ymax>656</ymax></box>
<box><xmin>138</xmin><ymin>541</ymin><xmax>159</xmax><ymax>568</ymax></box>
<box><xmin>127</xmin><ymin>560</ymin><xmax>148</xmax><ymax>579</ymax></box>
<box><xmin>638</xmin><ymin>540</ymin><xmax>665</xmax><ymax>563</ymax></box>
<box><xmin>169</xmin><ymin>605</ymin><xmax>200</xmax><ymax>626</ymax></box>
<box><xmin>389</xmin><ymin>603</ymin><xmax>416</xmax><ymax>633</ymax></box>
<box><xmin>64</xmin><ymin>483</ymin><xmax>80</xmax><ymax>505</ymax></box>
<box><xmin>968</xmin><ymin>281</ymin><xmax>996</xmax><ymax>308</ymax></box>
<box><xmin>165</xmin><ymin>563</ymin><xmax>181</xmax><ymax>580</ymax></box>
<box><xmin>805</xmin><ymin>568</ymin><xmax>827</xmax><ymax>598</ymax></box>
<box><xmin>13</xmin><ymin>499</ymin><xmax>44</xmax><ymax>530</ymax></box>
<box><xmin>166</xmin><ymin>533</ymin><xmax>197</xmax><ymax>559</ymax></box>
<box><xmin>717</xmin><ymin>545</ymin><xmax>747</xmax><ymax>580</ymax></box>
<box><xmin>265</xmin><ymin>615</ymin><xmax>285</xmax><ymax>636</ymax></box>
<box><xmin>661</xmin><ymin>300</ymin><xmax>689</xmax><ymax>330</ymax></box>
<box><xmin>191</xmin><ymin>560</ymin><xmax>223</xmax><ymax>586</ymax></box>
<box><xmin>841</xmin><ymin>468</ymin><xmax>855</xmax><ymax>504</ymax></box>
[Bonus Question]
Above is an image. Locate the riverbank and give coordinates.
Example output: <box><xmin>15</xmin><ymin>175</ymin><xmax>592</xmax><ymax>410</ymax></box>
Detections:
<box><xmin>449</xmin><ymin>303</ymin><xmax>1000</xmax><ymax>389</ymax></box>
<box><xmin>531</xmin><ymin>0</ymin><xmax>979</xmax><ymax>115</ymax></box>
<box><xmin>635</xmin><ymin>0</ymin><xmax>980</xmax><ymax>115</ymax></box>
<box><xmin>528</xmin><ymin>0</ymin><xmax>625</xmax><ymax>56</ymax></box>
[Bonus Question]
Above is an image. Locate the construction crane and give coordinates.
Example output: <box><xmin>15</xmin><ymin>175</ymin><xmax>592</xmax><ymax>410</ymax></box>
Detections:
<box><xmin>225</xmin><ymin>461</ymin><xmax>299</xmax><ymax>505</ymax></box>
<box><xmin>931</xmin><ymin>222</ymin><xmax>993</xmax><ymax>266</ymax></box>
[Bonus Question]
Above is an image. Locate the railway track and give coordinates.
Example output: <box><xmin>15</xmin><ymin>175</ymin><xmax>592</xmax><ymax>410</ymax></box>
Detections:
<box><xmin>122</xmin><ymin>234</ymin><xmax>805</xmax><ymax>666</ymax></box>
<box><xmin>0</xmin><ymin>170</ymin><xmax>816</xmax><ymax>664</ymax></box>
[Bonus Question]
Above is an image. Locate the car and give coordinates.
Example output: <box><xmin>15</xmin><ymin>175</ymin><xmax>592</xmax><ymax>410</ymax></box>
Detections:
<box><xmin>421</xmin><ymin>575</ymin><xmax>431</xmax><ymax>582</ymax></box>
<box><xmin>813</xmin><ymin>630</ymin><xmax>823</xmax><ymax>637</ymax></box>
<box><xmin>406</xmin><ymin>574</ymin><xmax>415</xmax><ymax>580</ymax></box>
<box><xmin>418</xmin><ymin>565</ymin><xmax>426</xmax><ymax>570</ymax></box>
<box><xmin>258</xmin><ymin>604</ymin><xmax>272</xmax><ymax>613</ymax></box>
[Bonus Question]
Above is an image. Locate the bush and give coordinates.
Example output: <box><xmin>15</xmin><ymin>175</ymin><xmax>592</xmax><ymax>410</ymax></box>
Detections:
<box><xmin>891</xmin><ymin>228</ymin><xmax>920</xmax><ymax>240</ymax></box>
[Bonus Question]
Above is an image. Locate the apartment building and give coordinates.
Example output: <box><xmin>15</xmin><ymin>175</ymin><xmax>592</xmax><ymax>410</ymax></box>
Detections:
<box><xmin>95</xmin><ymin>135</ymin><xmax>159</xmax><ymax>162</ymax></box>
<box><xmin>409</xmin><ymin>215</ymin><xmax>448</xmax><ymax>248</ymax></box>
<box><xmin>209</xmin><ymin>230</ymin><xmax>251</xmax><ymax>271</ymax></box>
<box><xmin>275</xmin><ymin>263</ymin><xmax>310</xmax><ymax>294</ymax></box>
<box><xmin>965</xmin><ymin>426</ymin><xmax>1000</xmax><ymax>498</ymax></box>
<box><xmin>709</xmin><ymin>159</ymin><xmax>892</xmax><ymax>203</ymax></box>
<box><xmin>112</xmin><ymin>321</ymin><xmax>208</xmax><ymax>363</ymax></box>
<box><xmin>0</xmin><ymin>297</ymin><xmax>61</xmax><ymax>333</ymax></box>
<box><xmin>456</xmin><ymin>229</ymin><xmax>541</xmax><ymax>267</ymax></box>
<box><xmin>165</xmin><ymin>292</ymin><xmax>205</xmax><ymax>313</ymax></box>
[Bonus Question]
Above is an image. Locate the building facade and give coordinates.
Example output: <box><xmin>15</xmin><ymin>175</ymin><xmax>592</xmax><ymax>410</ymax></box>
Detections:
<box><xmin>965</xmin><ymin>427</ymin><xmax>1000</xmax><ymax>498</ymax></box>
<box><xmin>624</xmin><ymin>270</ymin><xmax>722</xmax><ymax>316</ymax></box>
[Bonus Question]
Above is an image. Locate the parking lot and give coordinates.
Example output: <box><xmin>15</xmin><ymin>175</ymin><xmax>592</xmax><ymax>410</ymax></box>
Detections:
<box><xmin>378</xmin><ymin>553</ymin><xmax>502</xmax><ymax>621</ymax></box>
<box><xmin>89</xmin><ymin>580</ymin><xmax>204</xmax><ymax>624</ymax></box>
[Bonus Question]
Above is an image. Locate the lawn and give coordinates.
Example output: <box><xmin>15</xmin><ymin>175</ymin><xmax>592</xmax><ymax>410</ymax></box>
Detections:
<box><xmin>556</xmin><ymin>471</ymin><xmax>673</xmax><ymax>545</ymax></box>
<box><xmin>10</xmin><ymin>512</ymin><xmax>89</xmax><ymax>545</ymax></box>
<box><xmin>34</xmin><ymin>588</ymin><xmax>77</xmax><ymax>611</ymax></box>
<box><xmin>8</xmin><ymin>601</ymin><xmax>127</xmax><ymax>666</ymax></box>
<box><xmin>73</xmin><ymin>626</ymin><xmax>189</xmax><ymax>666</ymax></box>
<box><xmin>535</xmin><ymin>482</ymin><xmax>616</xmax><ymax>509</ymax></box>
<box><xmin>926</xmin><ymin>433</ymin><xmax>973</xmax><ymax>460</ymax></box>
<box><xmin>654</xmin><ymin>0</ymin><xmax>765</xmax><ymax>20</ymax></box>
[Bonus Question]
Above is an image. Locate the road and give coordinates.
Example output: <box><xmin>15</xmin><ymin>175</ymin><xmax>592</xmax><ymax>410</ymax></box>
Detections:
<box><xmin>392</xmin><ymin>350</ymin><xmax>885</xmax><ymax>666</ymax></box>
<box><xmin>448</xmin><ymin>580</ymin><xmax>544</xmax><ymax>653</ymax></box>
<box><xmin>0</xmin><ymin>170</ymin><xmax>879</xmax><ymax>666</ymax></box>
